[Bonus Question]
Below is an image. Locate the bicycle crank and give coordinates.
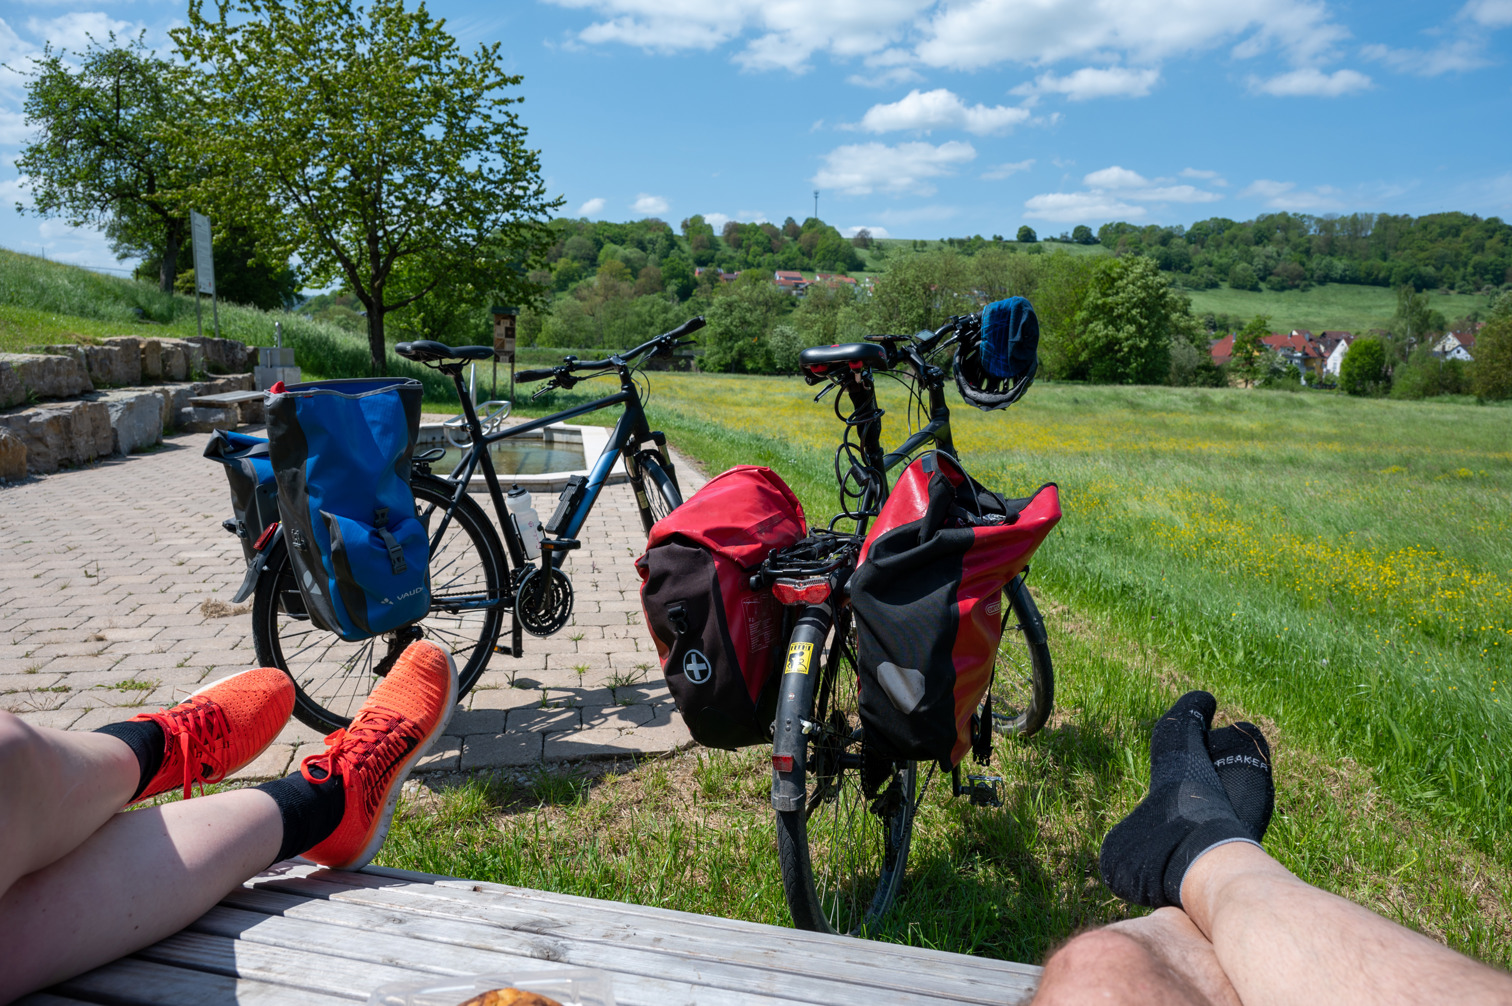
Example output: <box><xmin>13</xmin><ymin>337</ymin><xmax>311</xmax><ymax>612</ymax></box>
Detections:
<box><xmin>514</xmin><ymin>565</ymin><xmax>574</xmax><ymax>637</ymax></box>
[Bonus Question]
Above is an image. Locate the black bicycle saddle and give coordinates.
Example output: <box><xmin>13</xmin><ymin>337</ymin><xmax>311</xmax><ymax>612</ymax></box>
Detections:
<box><xmin>395</xmin><ymin>341</ymin><xmax>495</xmax><ymax>362</ymax></box>
<box><xmin>798</xmin><ymin>342</ymin><xmax>888</xmax><ymax>371</ymax></box>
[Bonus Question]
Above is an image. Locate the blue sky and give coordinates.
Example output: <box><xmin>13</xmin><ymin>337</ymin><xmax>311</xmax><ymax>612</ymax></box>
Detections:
<box><xmin>2</xmin><ymin>0</ymin><xmax>1511</xmax><ymax>272</ymax></box>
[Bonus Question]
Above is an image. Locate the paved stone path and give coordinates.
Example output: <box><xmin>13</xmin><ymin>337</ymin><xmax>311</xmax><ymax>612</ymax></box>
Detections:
<box><xmin>0</xmin><ymin>426</ymin><xmax>700</xmax><ymax>781</ymax></box>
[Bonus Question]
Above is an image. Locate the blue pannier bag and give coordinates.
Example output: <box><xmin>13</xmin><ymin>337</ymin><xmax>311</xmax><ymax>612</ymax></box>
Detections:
<box><xmin>979</xmin><ymin>296</ymin><xmax>1038</xmax><ymax>380</ymax></box>
<box><xmin>264</xmin><ymin>378</ymin><xmax>430</xmax><ymax>642</ymax></box>
<box><xmin>204</xmin><ymin>430</ymin><xmax>279</xmax><ymax>564</ymax></box>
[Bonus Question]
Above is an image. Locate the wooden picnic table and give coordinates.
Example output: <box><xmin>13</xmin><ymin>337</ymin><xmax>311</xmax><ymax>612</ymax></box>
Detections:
<box><xmin>25</xmin><ymin>862</ymin><xmax>1042</xmax><ymax>1005</ymax></box>
<box><xmin>188</xmin><ymin>390</ymin><xmax>267</xmax><ymax>408</ymax></box>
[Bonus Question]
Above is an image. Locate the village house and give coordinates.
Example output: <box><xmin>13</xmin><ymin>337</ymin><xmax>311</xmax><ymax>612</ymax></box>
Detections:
<box><xmin>1433</xmin><ymin>328</ymin><xmax>1478</xmax><ymax>362</ymax></box>
<box><xmin>773</xmin><ymin>270</ymin><xmax>807</xmax><ymax>294</ymax></box>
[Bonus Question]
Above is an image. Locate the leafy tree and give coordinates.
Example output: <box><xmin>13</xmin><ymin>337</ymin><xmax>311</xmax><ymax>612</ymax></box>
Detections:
<box><xmin>1231</xmin><ymin>315</ymin><xmax>1269</xmax><ymax>387</ymax></box>
<box><xmin>1017</xmin><ymin>225</ymin><xmax>1038</xmax><ymax>243</ymax></box>
<box><xmin>1228</xmin><ymin>262</ymin><xmax>1260</xmax><ymax>291</ymax></box>
<box><xmin>782</xmin><ymin>217</ymin><xmax>801</xmax><ymax>240</ymax></box>
<box><xmin>867</xmin><ymin>251</ymin><xmax>975</xmax><ymax>335</ymax></box>
<box><xmin>974</xmin><ymin>246</ymin><xmax>1040</xmax><ymax>304</ymax></box>
<box><xmin>1339</xmin><ymin>336</ymin><xmax>1389</xmax><ymax>396</ymax></box>
<box><xmin>702</xmin><ymin>276</ymin><xmax>790</xmax><ymax>373</ymax></box>
<box><xmin>1067</xmin><ymin>256</ymin><xmax>1188</xmax><ymax>384</ymax></box>
<box><xmin>1389</xmin><ymin>285</ymin><xmax>1446</xmax><ymax>360</ymax></box>
<box><xmin>173</xmin><ymin>0</ymin><xmax>560</xmax><ymax>375</ymax></box>
<box><xmin>16</xmin><ymin>35</ymin><xmax>197</xmax><ymax>292</ymax></box>
<box><xmin>1071</xmin><ymin>224</ymin><xmax>1097</xmax><ymax>245</ymax></box>
<box><xmin>851</xmin><ymin>228</ymin><xmax>873</xmax><ymax>249</ymax></box>
<box><xmin>1471</xmin><ymin>294</ymin><xmax>1512</xmax><ymax>400</ymax></box>
<box><xmin>660</xmin><ymin>255</ymin><xmax>695</xmax><ymax>301</ymax></box>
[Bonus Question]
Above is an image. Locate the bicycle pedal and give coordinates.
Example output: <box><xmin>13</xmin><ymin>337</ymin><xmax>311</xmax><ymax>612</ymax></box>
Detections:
<box><xmin>963</xmin><ymin>774</ymin><xmax>1004</xmax><ymax>807</ymax></box>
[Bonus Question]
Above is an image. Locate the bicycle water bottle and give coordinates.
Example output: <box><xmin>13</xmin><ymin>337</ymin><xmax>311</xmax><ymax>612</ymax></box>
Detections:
<box><xmin>505</xmin><ymin>485</ymin><xmax>542</xmax><ymax>560</ymax></box>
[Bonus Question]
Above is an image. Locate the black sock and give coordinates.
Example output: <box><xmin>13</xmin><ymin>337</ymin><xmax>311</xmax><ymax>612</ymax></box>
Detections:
<box><xmin>95</xmin><ymin>719</ymin><xmax>166</xmax><ymax>803</ymax></box>
<box><xmin>1208</xmin><ymin>723</ymin><xmax>1275</xmax><ymax>842</ymax></box>
<box><xmin>1099</xmin><ymin>691</ymin><xmax>1259</xmax><ymax>909</ymax></box>
<box><xmin>255</xmin><ymin>771</ymin><xmax>345</xmax><ymax>865</ymax></box>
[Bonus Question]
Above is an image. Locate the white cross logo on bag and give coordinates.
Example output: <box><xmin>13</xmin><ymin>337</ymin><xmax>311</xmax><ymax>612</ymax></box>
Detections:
<box><xmin>683</xmin><ymin>649</ymin><xmax>712</xmax><ymax>684</ymax></box>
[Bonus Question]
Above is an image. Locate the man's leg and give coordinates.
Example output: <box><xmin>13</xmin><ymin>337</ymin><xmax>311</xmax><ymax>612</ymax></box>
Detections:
<box><xmin>1181</xmin><ymin>841</ymin><xmax>1512</xmax><ymax>1006</ymax></box>
<box><xmin>1035</xmin><ymin>908</ymin><xmax>1242</xmax><ymax>1006</ymax></box>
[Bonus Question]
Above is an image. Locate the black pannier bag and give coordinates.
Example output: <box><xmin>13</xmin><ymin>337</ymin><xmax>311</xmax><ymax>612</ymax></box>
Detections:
<box><xmin>204</xmin><ymin>430</ymin><xmax>279</xmax><ymax>563</ymax></box>
<box><xmin>637</xmin><ymin>466</ymin><xmax>807</xmax><ymax>749</ymax></box>
<box><xmin>849</xmin><ymin>452</ymin><xmax>1061</xmax><ymax>769</ymax></box>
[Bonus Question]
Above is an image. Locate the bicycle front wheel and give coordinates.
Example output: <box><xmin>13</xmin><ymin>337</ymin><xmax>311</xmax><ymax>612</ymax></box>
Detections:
<box><xmin>252</xmin><ymin>473</ymin><xmax>507</xmax><ymax>733</ymax></box>
<box><xmin>990</xmin><ymin>574</ymin><xmax>1054</xmax><ymax>738</ymax></box>
<box><xmin>631</xmin><ymin>449</ymin><xmax>682</xmax><ymax>534</ymax></box>
<box><xmin>776</xmin><ymin>614</ymin><xmax>918</xmax><ymax>935</ymax></box>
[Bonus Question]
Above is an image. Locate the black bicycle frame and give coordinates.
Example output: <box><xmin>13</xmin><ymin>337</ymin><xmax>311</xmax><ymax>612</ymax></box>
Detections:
<box><xmin>429</xmin><ymin>361</ymin><xmax>665</xmax><ymax>571</ymax></box>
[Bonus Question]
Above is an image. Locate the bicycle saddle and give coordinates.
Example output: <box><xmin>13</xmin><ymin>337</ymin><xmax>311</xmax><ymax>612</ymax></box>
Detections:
<box><xmin>395</xmin><ymin>341</ymin><xmax>495</xmax><ymax>362</ymax></box>
<box><xmin>798</xmin><ymin>342</ymin><xmax>888</xmax><ymax>371</ymax></box>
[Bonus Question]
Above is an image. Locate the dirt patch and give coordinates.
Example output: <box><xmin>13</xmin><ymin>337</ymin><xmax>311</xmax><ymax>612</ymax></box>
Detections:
<box><xmin>200</xmin><ymin>598</ymin><xmax>251</xmax><ymax>619</ymax></box>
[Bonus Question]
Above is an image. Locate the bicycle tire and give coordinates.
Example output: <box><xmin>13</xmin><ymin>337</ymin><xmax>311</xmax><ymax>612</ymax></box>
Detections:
<box><xmin>252</xmin><ymin>473</ymin><xmax>507</xmax><ymax>733</ymax></box>
<box><xmin>631</xmin><ymin>450</ymin><xmax>682</xmax><ymax>534</ymax></box>
<box><xmin>776</xmin><ymin>614</ymin><xmax>918</xmax><ymax>935</ymax></box>
<box><xmin>990</xmin><ymin>575</ymin><xmax>1054</xmax><ymax>738</ymax></box>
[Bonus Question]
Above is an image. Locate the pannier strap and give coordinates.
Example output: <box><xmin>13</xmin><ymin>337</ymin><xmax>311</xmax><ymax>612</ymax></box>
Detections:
<box><xmin>373</xmin><ymin>508</ymin><xmax>408</xmax><ymax>575</ymax></box>
<box><xmin>667</xmin><ymin>602</ymin><xmax>689</xmax><ymax>638</ymax></box>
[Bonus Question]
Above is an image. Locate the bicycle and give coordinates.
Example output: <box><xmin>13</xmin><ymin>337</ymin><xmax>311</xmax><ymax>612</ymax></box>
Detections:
<box><xmin>234</xmin><ymin>317</ymin><xmax>703</xmax><ymax>732</ymax></box>
<box><xmin>755</xmin><ymin>317</ymin><xmax>1053</xmax><ymax>936</ymax></box>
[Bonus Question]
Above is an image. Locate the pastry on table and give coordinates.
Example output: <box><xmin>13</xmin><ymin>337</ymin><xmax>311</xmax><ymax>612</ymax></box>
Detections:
<box><xmin>457</xmin><ymin>989</ymin><xmax>565</xmax><ymax>1006</ymax></box>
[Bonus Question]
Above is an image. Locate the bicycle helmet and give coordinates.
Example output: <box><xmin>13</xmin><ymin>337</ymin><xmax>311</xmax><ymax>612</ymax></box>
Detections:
<box><xmin>954</xmin><ymin>296</ymin><xmax>1039</xmax><ymax>411</ymax></box>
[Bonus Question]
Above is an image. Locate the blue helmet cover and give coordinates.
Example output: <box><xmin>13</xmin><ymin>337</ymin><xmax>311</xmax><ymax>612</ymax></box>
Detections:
<box><xmin>979</xmin><ymin>297</ymin><xmax>1039</xmax><ymax>380</ymax></box>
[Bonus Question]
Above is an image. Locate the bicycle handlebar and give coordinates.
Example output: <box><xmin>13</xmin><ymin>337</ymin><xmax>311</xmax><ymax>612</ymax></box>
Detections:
<box><xmin>514</xmin><ymin>317</ymin><xmax>705</xmax><ymax>383</ymax></box>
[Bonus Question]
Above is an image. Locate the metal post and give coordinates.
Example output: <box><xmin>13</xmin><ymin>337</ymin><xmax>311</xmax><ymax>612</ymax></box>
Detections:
<box><xmin>211</xmin><ymin>286</ymin><xmax>221</xmax><ymax>340</ymax></box>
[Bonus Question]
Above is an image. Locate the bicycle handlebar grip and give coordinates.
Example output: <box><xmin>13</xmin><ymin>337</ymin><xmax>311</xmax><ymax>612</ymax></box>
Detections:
<box><xmin>667</xmin><ymin>316</ymin><xmax>706</xmax><ymax>340</ymax></box>
<box><xmin>516</xmin><ymin>368</ymin><xmax>557</xmax><ymax>382</ymax></box>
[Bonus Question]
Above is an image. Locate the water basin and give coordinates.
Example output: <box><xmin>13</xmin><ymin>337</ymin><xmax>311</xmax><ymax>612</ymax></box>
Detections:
<box><xmin>423</xmin><ymin>438</ymin><xmax>586</xmax><ymax>477</ymax></box>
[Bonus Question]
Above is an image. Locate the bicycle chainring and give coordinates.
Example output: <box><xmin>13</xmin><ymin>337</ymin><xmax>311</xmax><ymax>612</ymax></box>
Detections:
<box><xmin>514</xmin><ymin>566</ymin><xmax>574</xmax><ymax>637</ymax></box>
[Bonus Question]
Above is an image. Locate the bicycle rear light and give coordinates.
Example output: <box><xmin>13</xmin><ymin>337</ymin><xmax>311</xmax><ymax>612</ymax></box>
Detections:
<box><xmin>772</xmin><ymin>577</ymin><xmax>831</xmax><ymax>605</ymax></box>
<box><xmin>252</xmin><ymin>521</ymin><xmax>280</xmax><ymax>552</ymax></box>
<box><xmin>772</xmin><ymin>754</ymin><xmax>794</xmax><ymax>772</ymax></box>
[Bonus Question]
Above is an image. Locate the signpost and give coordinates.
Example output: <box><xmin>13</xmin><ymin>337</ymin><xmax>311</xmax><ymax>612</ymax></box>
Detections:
<box><xmin>190</xmin><ymin>211</ymin><xmax>221</xmax><ymax>340</ymax></box>
<box><xmin>492</xmin><ymin>306</ymin><xmax>518</xmax><ymax>401</ymax></box>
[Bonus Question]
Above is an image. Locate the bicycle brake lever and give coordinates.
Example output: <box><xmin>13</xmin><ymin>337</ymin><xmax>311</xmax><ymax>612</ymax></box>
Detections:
<box><xmin>531</xmin><ymin>383</ymin><xmax>554</xmax><ymax>401</ymax></box>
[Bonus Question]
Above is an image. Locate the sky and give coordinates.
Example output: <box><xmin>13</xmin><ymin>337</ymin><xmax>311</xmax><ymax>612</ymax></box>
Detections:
<box><xmin>2</xmin><ymin>0</ymin><xmax>1511</xmax><ymax>274</ymax></box>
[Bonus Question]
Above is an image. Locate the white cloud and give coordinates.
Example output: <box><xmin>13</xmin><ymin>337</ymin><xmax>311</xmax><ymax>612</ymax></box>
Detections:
<box><xmin>702</xmin><ymin>210</ymin><xmax>768</xmax><ymax>232</ymax></box>
<box><xmin>846</xmin><ymin>67</ymin><xmax>925</xmax><ymax>88</ymax></box>
<box><xmin>1024</xmin><ymin>191</ymin><xmax>1145</xmax><ymax>223</ymax></box>
<box><xmin>812</xmin><ymin>140</ymin><xmax>976</xmax><ymax>197</ymax></box>
<box><xmin>703</xmin><ymin>212</ymin><xmax>731</xmax><ymax>232</ymax></box>
<box><xmin>1180</xmin><ymin>167</ymin><xmax>1227</xmax><ymax>186</ymax></box>
<box><xmin>1361</xmin><ymin>38</ymin><xmax>1492</xmax><ymax>77</ymax></box>
<box><xmin>1250</xmin><ymin>67</ymin><xmax>1371</xmax><ymax>96</ymax></box>
<box><xmin>1080</xmin><ymin>165</ymin><xmax>1223</xmax><ymax>202</ymax></box>
<box><xmin>1461</xmin><ymin>0</ymin><xmax>1512</xmax><ymax>28</ymax></box>
<box><xmin>1018</xmin><ymin>65</ymin><xmax>1160</xmax><ymax>101</ymax></box>
<box><xmin>842</xmin><ymin>225</ymin><xmax>890</xmax><ymax>238</ymax></box>
<box><xmin>982</xmin><ymin>158</ymin><xmax>1035</xmax><ymax>181</ymax></box>
<box><xmin>576</xmin><ymin>197</ymin><xmax>606</xmax><ymax>216</ymax></box>
<box><xmin>0</xmin><ymin>109</ymin><xmax>30</xmax><ymax>145</ymax></box>
<box><xmin>1083</xmin><ymin>165</ymin><xmax>1148</xmax><ymax>189</ymax></box>
<box><xmin>854</xmin><ymin>88</ymin><xmax>1030</xmax><ymax>135</ymax></box>
<box><xmin>631</xmin><ymin>193</ymin><xmax>668</xmax><ymax>215</ymax></box>
<box><xmin>1240</xmin><ymin>178</ymin><xmax>1343</xmax><ymax>211</ymax></box>
<box><xmin>24</xmin><ymin>12</ymin><xmax>139</xmax><ymax>54</ymax></box>
<box><xmin>0</xmin><ymin>174</ymin><xmax>31</xmax><ymax>204</ymax></box>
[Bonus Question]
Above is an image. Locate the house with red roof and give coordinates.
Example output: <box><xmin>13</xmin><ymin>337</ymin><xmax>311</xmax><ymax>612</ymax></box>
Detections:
<box><xmin>1433</xmin><ymin>330</ymin><xmax>1476</xmax><ymax>361</ymax></box>
<box><xmin>1209</xmin><ymin>333</ymin><xmax>1235</xmax><ymax>367</ymax></box>
<box><xmin>773</xmin><ymin>270</ymin><xmax>807</xmax><ymax>293</ymax></box>
<box><xmin>1323</xmin><ymin>333</ymin><xmax>1356</xmax><ymax>377</ymax></box>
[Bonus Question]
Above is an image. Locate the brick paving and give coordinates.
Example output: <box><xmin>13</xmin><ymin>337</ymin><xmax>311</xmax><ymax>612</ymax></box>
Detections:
<box><xmin>0</xmin><ymin>426</ymin><xmax>700</xmax><ymax>781</ymax></box>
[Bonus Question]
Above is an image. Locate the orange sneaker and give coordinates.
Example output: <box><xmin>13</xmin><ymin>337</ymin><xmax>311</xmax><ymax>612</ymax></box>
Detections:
<box><xmin>131</xmin><ymin>666</ymin><xmax>296</xmax><ymax>803</ymax></box>
<box><xmin>298</xmin><ymin>641</ymin><xmax>457</xmax><ymax>869</ymax></box>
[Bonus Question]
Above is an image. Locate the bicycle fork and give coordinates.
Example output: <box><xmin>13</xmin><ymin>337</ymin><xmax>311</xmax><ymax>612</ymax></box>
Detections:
<box><xmin>771</xmin><ymin>603</ymin><xmax>834</xmax><ymax>813</ymax></box>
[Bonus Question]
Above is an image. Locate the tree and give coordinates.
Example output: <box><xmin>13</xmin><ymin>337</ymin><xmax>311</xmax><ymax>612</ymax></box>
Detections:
<box><xmin>16</xmin><ymin>35</ymin><xmax>198</xmax><ymax>292</ymax></box>
<box><xmin>1017</xmin><ymin>225</ymin><xmax>1038</xmax><ymax>243</ymax></box>
<box><xmin>660</xmin><ymin>255</ymin><xmax>695</xmax><ymax>301</ymax></box>
<box><xmin>1071</xmin><ymin>224</ymin><xmax>1097</xmax><ymax>245</ymax></box>
<box><xmin>702</xmin><ymin>276</ymin><xmax>789</xmax><ymax>373</ymax></box>
<box><xmin>867</xmin><ymin>251</ymin><xmax>975</xmax><ymax>335</ymax></box>
<box><xmin>1339</xmin><ymin>336</ymin><xmax>1389</xmax><ymax>396</ymax></box>
<box><xmin>1228</xmin><ymin>262</ymin><xmax>1260</xmax><ymax>291</ymax></box>
<box><xmin>851</xmin><ymin>228</ymin><xmax>873</xmax><ymax>249</ymax></box>
<box><xmin>1389</xmin><ymin>285</ymin><xmax>1446</xmax><ymax>361</ymax></box>
<box><xmin>1230</xmin><ymin>315</ymin><xmax>1269</xmax><ymax>387</ymax></box>
<box><xmin>1067</xmin><ymin>256</ymin><xmax>1189</xmax><ymax>384</ymax></box>
<box><xmin>173</xmin><ymin>0</ymin><xmax>560</xmax><ymax>375</ymax></box>
<box><xmin>1471</xmin><ymin>294</ymin><xmax>1512</xmax><ymax>401</ymax></box>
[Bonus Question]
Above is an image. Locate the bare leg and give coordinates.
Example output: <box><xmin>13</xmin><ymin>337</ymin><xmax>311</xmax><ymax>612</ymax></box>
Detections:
<box><xmin>0</xmin><ymin>711</ymin><xmax>139</xmax><ymax>892</ymax></box>
<box><xmin>1181</xmin><ymin>842</ymin><xmax>1512</xmax><ymax>1006</ymax></box>
<box><xmin>1034</xmin><ymin>908</ymin><xmax>1242</xmax><ymax>1006</ymax></box>
<box><xmin>0</xmin><ymin>787</ymin><xmax>282</xmax><ymax>1001</ymax></box>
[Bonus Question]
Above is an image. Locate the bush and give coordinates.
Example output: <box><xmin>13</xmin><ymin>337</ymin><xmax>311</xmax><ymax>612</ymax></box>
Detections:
<box><xmin>1339</xmin><ymin>336</ymin><xmax>1389</xmax><ymax>396</ymax></box>
<box><xmin>1228</xmin><ymin>262</ymin><xmax>1260</xmax><ymax>291</ymax></box>
<box><xmin>1471</xmin><ymin>294</ymin><xmax>1512</xmax><ymax>401</ymax></box>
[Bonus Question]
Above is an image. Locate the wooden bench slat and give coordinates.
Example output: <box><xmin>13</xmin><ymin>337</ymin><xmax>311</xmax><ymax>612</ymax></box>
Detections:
<box><xmin>53</xmin><ymin>956</ymin><xmax>354</xmax><ymax>1005</ymax></box>
<box><xmin>232</xmin><ymin>879</ymin><xmax>1033</xmax><ymax>1004</ymax></box>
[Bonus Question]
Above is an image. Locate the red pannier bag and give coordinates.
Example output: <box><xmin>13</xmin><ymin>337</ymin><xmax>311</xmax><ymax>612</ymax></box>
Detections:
<box><xmin>849</xmin><ymin>452</ymin><xmax>1060</xmax><ymax>769</ymax></box>
<box><xmin>636</xmin><ymin>466</ymin><xmax>807</xmax><ymax>749</ymax></box>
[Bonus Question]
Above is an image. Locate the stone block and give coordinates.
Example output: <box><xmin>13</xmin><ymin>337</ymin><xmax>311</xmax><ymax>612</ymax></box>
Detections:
<box><xmin>0</xmin><ymin>429</ymin><xmax>25</xmax><ymax>482</ymax></box>
<box><xmin>177</xmin><ymin>405</ymin><xmax>237</xmax><ymax>433</ymax></box>
<box><xmin>0</xmin><ymin>352</ymin><xmax>94</xmax><ymax>405</ymax></box>
<box><xmin>0</xmin><ymin>400</ymin><xmax>114</xmax><ymax>474</ymax></box>
<box><xmin>97</xmin><ymin>389</ymin><xmax>165</xmax><ymax>454</ymax></box>
<box><xmin>185</xmin><ymin>337</ymin><xmax>250</xmax><ymax>374</ymax></box>
<box><xmin>99</xmin><ymin>337</ymin><xmax>143</xmax><ymax>386</ymax></box>
<box><xmin>140</xmin><ymin>339</ymin><xmax>163</xmax><ymax>380</ymax></box>
<box><xmin>161</xmin><ymin>343</ymin><xmax>189</xmax><ymax>381</ymax></box>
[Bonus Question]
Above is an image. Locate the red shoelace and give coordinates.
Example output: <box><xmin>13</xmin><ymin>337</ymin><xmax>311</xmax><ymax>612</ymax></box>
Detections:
<box><xmin>148</xmin><ymin>696</ymin><xmax>233</xmax><ymax>799</ymax></box>
<box><xmin>302</xmin><ymin>709</ymin><xmax>421</xmax><ymax>817</ymax></box>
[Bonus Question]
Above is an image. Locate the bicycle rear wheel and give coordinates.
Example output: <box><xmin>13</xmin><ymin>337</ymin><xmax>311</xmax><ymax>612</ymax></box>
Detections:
<box><xmin>630</xmin><ymin>449</ymin><xmax>682</xmax><ymax>534</ymax></box>
<box><xmin>776</xmin><ymin>613</ymin><xmax>918</xmax><ymax>935</ymax></box>
<box><xmin>252</xmin><ymin>473</ymin><xmax>507</xmax><ymax>733</ymax></box>
<box><xmin>990</xmin><ymin>574</ymin><xmax>1054</xmax><ymax>738</ymax></box>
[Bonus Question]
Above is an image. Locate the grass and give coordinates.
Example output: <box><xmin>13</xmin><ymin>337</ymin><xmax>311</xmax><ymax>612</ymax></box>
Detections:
<box><xmin>1182</xmin><ymin>282</ymin><xmax>1499</xmax><ymax>333</ymax></box>
<box><xmin>373</xmin><ymin>373</ymin><xmax>1512</xmax><ymax>968</ymax></box>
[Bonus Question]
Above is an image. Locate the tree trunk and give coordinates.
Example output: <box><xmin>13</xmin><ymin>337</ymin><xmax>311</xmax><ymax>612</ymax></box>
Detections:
<box><xmin>161</xmin><ymin>223</ymin><xmax>183</xmax><ymax>294</ymax></box>
<box><xmin>368</xmin><ymin>308</ymin><xmax>387</xmax><ymax>376</ymax></box>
